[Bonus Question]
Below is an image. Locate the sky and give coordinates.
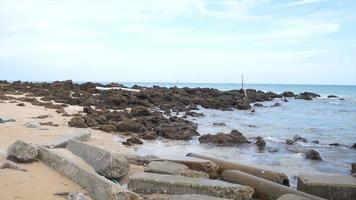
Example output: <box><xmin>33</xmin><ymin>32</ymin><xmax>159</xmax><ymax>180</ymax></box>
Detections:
<box><xmin>0</xmin><ymin>0</ymin><xmax>356</xmax><ymax>85</ymax></box>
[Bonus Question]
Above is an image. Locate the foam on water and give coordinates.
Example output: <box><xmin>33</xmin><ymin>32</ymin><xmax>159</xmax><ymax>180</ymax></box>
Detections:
<box><xmin>115</xmin><ymin>83</ymin><xmax>356</xmax><ymax>186</ymax></box>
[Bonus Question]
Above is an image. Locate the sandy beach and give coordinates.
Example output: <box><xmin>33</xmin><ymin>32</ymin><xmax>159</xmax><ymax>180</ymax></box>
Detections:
<box><xmin>0</xmin><ymin>96</ymin><xmax>139</xmax><ymax>200</ymax></box>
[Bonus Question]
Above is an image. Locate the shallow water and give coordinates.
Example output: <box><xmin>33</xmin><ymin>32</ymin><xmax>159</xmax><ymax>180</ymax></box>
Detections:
<box><xmin>116</xmin><ymin>83</ymin><xmax>356</xmax><ymax>186</ymax></box>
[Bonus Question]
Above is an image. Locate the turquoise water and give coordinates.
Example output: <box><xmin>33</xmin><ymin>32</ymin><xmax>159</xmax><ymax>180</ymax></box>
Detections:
<box><xmin>115</xmin><ymin>82</ymin><xmax>356</xmax><ymax>186</ymax></box>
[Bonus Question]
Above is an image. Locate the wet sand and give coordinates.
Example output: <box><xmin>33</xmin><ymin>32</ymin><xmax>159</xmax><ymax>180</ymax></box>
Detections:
<box><xmin>0</xmin><ymin>96</ymin><xmax>136</xmax><ymax>200</ymax></box>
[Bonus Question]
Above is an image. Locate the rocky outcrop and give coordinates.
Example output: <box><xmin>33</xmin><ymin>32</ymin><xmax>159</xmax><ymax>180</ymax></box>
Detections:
<box><xmin>7</xmin><ymin>140</ymin><xmax>38</xmax><ymax>162</ymax></box>
<box><xmin>296</xmin><ymin>92</ymin><xmax>320</xmax><ymax>100</ymax></box>
<box><xmin>198</xmin><ymin>130</ymin><xmax>249</xmax><ymax>146</ymax></box>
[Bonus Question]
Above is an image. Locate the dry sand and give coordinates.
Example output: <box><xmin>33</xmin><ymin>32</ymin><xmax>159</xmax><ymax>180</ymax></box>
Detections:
<box><xmin>0</xmin><ymin>96</ymin><xmax>139</xmax><ymax>200</ymax></box>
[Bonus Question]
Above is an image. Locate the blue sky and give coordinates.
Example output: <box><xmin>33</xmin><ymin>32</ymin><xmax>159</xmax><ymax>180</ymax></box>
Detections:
<box><xmin>0</xmin><ymin>0</ymin><xmax>355</xmax><ymax>85</ymax></box>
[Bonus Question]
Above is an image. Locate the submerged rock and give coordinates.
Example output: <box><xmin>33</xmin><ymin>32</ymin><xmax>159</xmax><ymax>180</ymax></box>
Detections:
<box><xmin>253</xmin><ymin>103</ymin><xmax>264</xmax><ymax>107</ymax></box>
<box><xmin>255</xmin><ymin>137</ymin><xmax>266</xmax><ymax>148</ymax></box>
<box><xmin>212</xmin><ymin>122</ymin><xmax>226</xmax><ymax>127</ymax></box>
<box><xmin>304</xmin><ymin>149</ymin><xmax>322</xmax><ymax>161</ymax></box>
<box><xmin>293</xmin><ymin>135</ymin><xmax>307</xmax><ymax>143</ymax></box>
<box><xmin>7</xmin><ymin>140</ymin><xmax>38</xmax><ymax>162</ymax></box>
<box><xmin>198</xmin><ymin>130</ymin><xmax>249</xmax><ymax>146</ymax></box>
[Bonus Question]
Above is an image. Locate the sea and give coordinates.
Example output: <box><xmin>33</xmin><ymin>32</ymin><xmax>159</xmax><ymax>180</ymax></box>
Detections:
<box><xmin>115</xmin><ymin>82</ymin><xmax>356</xmax><ymax>186</ymax></box>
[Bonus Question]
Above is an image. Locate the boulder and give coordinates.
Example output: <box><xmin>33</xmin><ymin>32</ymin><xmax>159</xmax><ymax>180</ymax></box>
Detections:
<box><xmin>16</xmin><ymin>102</ymin><xmax>25</xmax><ymax>106</ymax></box>
<box><xmin>293</xmin><ymin>135</ymin><xmax>307</xmax><ymax>143</ymax></box>
<box><xmin>270</xmin><ymin>102</ymin><xmax>281</xmax><ymax>107</ymax></box>
<box><xmin>304</xmin><ymin>149</ymin><xmax>322</xmax><ymax>161</ymax></box>
<box><xmin>255</xmin><ymin>137</ymin><xmax>266</xmax><ymax>148</ymax></box>
<box><xmin>117</xmin><ymin>119</ymin><xmax>145</xmax><ymax>133</ymax></box>
<box><xmin>123</xmin><ymin>137</ymin><xmax>143</xmax><ymax>145</ymax></box>
<box><xmin>286</xmin><ymin>139</ymin><xmax>295</xmax><ymax>145</ymax></box>
<box><xmin>7</xmin><ymin>140</ymin><xmax>38</xmax><ymax>162</ymax></box>
<box><xmin>142</xmin><ymin>131</ymin><xmax>158</xmax><ymax>140</ymax></box>
<box><xmin>68</xmin><ymin>117</ymin><xmax>88</xmax><ymax>128</ymax></box>
<box><xmin>157</xmin><ymin>123</ymin><xmax>199</xmax><ymax>140</ymax></box>
<box><xmin>352</xmin><ymin>143</ymin><xmax>356</xmax><ymax>149</ymax></box>
<box><xmin>253</xmin><ymin>103</ymin><xmax>264</xmax><ymax>107</ymax></box>
<box><xmin>282</xmin><ymin>91</ymin><xmax>295</xmax><ymax>97</ymax></box>
<box><xmin>198</xmin><ymin>130</ymin><xmax>248</xmax><ymax>146</ymax></box>
<box><xmin>128</xmin><ymin>172</ymin><xmax>254</xmax><ymax>200</ymax></box>
<box><xmin>327</xmin><ymin>95</ymin><xmax>338</xmax><ymax>98</ymax></box>
<box><xmin>351</xmin><ymin>163</ymin><xmax>356</xmax><ymax>175</ymax></box>
<box><xmin>66</xmin><ymin>139</ymin><xmax>129</xmax><ymax>179</ymax></box>
<box><xmin>130</xmin><ymin>106</ymin><xmax>151</xmax><ymax>117</ymax></box>
<box><xmin>144</xmin><ymin>161</ymin><xmax>208</xmax><ymax>178</ymax></box>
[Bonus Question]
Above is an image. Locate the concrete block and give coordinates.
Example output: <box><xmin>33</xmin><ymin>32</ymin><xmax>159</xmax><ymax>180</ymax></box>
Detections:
<box><xmin>66</xmin><ymin>139</ymin><xmax>129</xmax><ymax>179</ymax></box>
<box><xmin>43</xmin><ymin>131</ymin><xmax>91</xmax><ymax>148</ymax></box>
<box><xmin>277</xmin><ymin>194</ymin><xmax>311</xmax><ymax>200</ymax></box>
<box><xmin>128</xmin><ymin>172</ymin><xmax>254</xmax><ymax>200</ymax></box>
<box><xmin>144</xmin><ymin>161</ymin><xmax>208</xmax><ymax>178</ymax></box>
<box><xmin>297</xmin><ymin>174</ymin><xmax>356</xmax><ymax>200</ymax></box>
<box><xmin>38</xmin><ymin>146</ymin><xmax>139</xmax><ymax>200</ymax></box>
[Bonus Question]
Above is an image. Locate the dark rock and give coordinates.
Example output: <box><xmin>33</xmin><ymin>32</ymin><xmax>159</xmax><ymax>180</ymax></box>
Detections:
<box><xmin>99</xmin><ymin>124</ymin><xmax>117</xmax><ymax>133</ymax></box>
<box><xmin>286</xmin><ymin>139</ymin><xmax>295</xmax><ymax>145</ymax></box>
<box><xmin>16</xmin><ymin>103</ymin><xmax>25</xmax><ymax>106</ymax></box>
<box><xmin>142</xmin><ymin>131</ymin><xmax>158</xmax><ymax>140</ymax></box>
<box><xmin>255</xmin><ymin>137</ymin><xmax>266</xmax><ymax>148</ymax></box>
<box><xmin>327</xmin><ymin>95</ymin><xmax>338</xmax><ymax>98</ymax></box>
<box><xmin>351</xmin><ymin>143</ymin><xmax>356</xmax><ymax>149</ymax></box>
<box><xmin>270</xmin><ymin>102</ymin><xmax>281</xmax><ymax>107</ymax></box>
<box><xmin>7</xmin><ymin>140</ymin><xmax>38</xmax><ymax>162</ymax></box>
<box><xmin>312</xmin><ymin>140</ymin><xmax>319</xmax><ymax>144</ymax></box>
<box><xmin>282</xmin><ymin>91</ymin><xmax>295</xmax><ymax>97</ymax></box>
<box><xmin>212</xmin><ymin>122</ymin><xmax>226</xmax><ymax>126</ymax></box>
<box><xmin>39</xmin><ymin>122</ymin><xmax>59</xmax><ymax>127</ymax></box>
<box><xmin>185</xmin><ymin>111</ymin><xmax>204</xmax><ymax>117</ymax></box>
<box><xmin>68</xmin><ymin>117</ymin><xmax>87</xmax><ymax>128</ymax></box>
<box><xmin>339</xmin><ymin>98</ymin><xmax>345</xmax><ymax>100</ymax></box>
<box><xmin>198</xmin><ymin>130</ymin><xmax>248</xmax><ymax>146</ymax></box>
<box><xmin>157</xmin><ymin>123</ymin><xmax>199</xmax><ymax>140</ymax></box>
<box><xmin>250</xmin><ymin>108</ymin><xmax>255</xmax><ymax>113</ymax></box>
<box><xmin>130</xmin><ymin>106</ymin><xmax>151</xmax><ymax>117</ymax></box>
<box><xmin>83</xmin><ymin>115</ymin><xmax>97</xmax><ymax>127</ymax></box>
<box><xmin>83</xmin><ymin>107</ymin><xmax>95</xmax><ymax>114</ymax></box>
<box><xmin>126</xmin><ymin>136</ymin><xmax>143</xmax><ymax>145</ymax></box>
<box><xmin>117</xmin><ymin>119</ymin><xmax>145</xmax><ymax>133</ymax></box>
<box><xmin>283</xmin><ymin>98</ymin><xmax>288</xmax><ymax>102</ymax></box>
<box><xmin>351</xmin><ymin>163</ymin><xmax>356</xmax><ymax>175</ymax></box>
<box><xmin>293</xmin><ymin>135</ymin><xmax>307</xmax><ymax>143</ymax></box>
<box><xmin>304</xmin><ymin>149</ymin><xmax>322</xmax><ymax>160</ymax></box>
<box><xmin>296</xmin><ymin>92</ymin><xmax>320</xmax><ymax>100</ymax></box>
<box><xmin>36</xmin><ymin>115</ymin><xmax>49</xmax><ymax>119</ymax></box>
<box><xmin>253</xmin><ymin>103</ymin><xmax>264</xmax><ymax>107</ymax></box>
<box><xmin>329</xmin><ymin>143</ymin><xmax>341</xmax><ymax>146</ymax></box>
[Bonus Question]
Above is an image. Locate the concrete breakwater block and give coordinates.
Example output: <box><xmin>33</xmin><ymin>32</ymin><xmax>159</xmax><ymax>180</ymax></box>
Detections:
<box><xmin>128</xmin><ymin>172</ymin><xmax>254</xmax><ymax>200</ymax></box>
<box><xmin>144</xmin><ymin>161</ymin><xmax>209</xmax><ymax>178</ymax></box>
<box><xmin>38</xmin><ymin>146</ymin><xmax>139</xmax><ymax>200</ymax></box>
<box><xmin>297</xmin><ymin>174</ymin><xmax>356</xmax><ymax>200</ymax></box>
<box><xmin>277</xmin><ymin>194</ymin><xmax>311</xmax><ymax>200</ymax></box>
<box><xmin>43</xmin><ymin>130</ymin><xmax>91</xmax><ymax>148</ymax></box>
<box><xmin>66</xmin><ymin>139</ymin><xmax>129</xmax><ymax>179</ymax></box>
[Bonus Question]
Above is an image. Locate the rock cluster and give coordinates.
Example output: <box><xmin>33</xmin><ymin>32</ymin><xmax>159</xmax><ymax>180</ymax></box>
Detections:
<box><xmin>198</xmin><ymin>130</ymin><xmax>249</xmax><ymax>146</ymax></box>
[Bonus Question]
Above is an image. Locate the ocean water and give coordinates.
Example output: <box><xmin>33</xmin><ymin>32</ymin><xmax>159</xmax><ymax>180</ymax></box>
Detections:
<box><xmin>116</xmin><ymin>83</ymin><xmax>356</xmax><ymax>186</ymax></box>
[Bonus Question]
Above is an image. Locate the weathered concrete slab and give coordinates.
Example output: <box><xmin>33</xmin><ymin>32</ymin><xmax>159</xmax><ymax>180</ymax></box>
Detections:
<box><xmin>66</xmin><ymin>139</ymin><xmax>129</xmax><ymax>179</ymax></box>
<box><xmin>297</xmin><ymin>174</ymin><xmax>356</xmax><ymax>200</ymax></box>
<box><xmin>43</xmin><ymin>130</ymin><xmax>91</xmax><ymax>148</ymax></box>
<box><xmin>38</xmin><ymin>146</ymin><xmax>139</xmax><ymax>200</ymax></box>
<box><xmin>170</xmin><ymin>194</ymin><xmax>230</xmax><ymax>200</ymax></box>
<box><xmin>144</xmin><ymin>161</ymin><xmax>208</xmax><ymax>178</ymax></box>
<box><xmin>277</xmin><ymin>194</ymin><xmax>311</xmax><ymax>200</ymax></box>
<box><xmin>128</xmin><ymin>172</ymin><xmax>254</xmax><ymax>200</ymax></box>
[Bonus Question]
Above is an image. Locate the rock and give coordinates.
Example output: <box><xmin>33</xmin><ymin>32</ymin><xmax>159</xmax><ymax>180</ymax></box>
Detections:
<box><xmin>212</xmin><ymin>122</ymin><xmax>226</xmax><ymax>126</ymax></box>
<box><xmin>23</xmin><ymin>121</ymin><xmax>41</xmax><ymax>128</ymax></box>
<box><xmin>329</xmin><ymin>143</ymin><xmax>341</xmax><ymax>146</ymax></box>
<box><xmin>253</xmin><ymin>103</ymin><xmax>264</xmax><ymax>107</ymax></box>
<box><xmin>296</xmin><ymin>92</ymin><xmax>320</xmax><ymax>100</ymax></box>
<box><xmin>297</xmin><ymin>174</ymin><xmax>356</xmax><ymax>200</ymax></box>
<box><xmin>255</xmin><ymin>137</ymin><xmax>266</xmax><ymax>148</ymax></box>
<box><xmin>198</xmin><ymin>130</ymin><xmax>248</xmax><ymax>146</ymax></box>
<box><xmin>128</xmin><ymin>172</ymin><xmax>254</xmax><ymax>200</ymax></box>
<box><xmin>185</xmin><ymin>111</ymin><xmax>204</xmax><ymax>117</ymax></box>
<box><xmin>283</xmin><ymin>98</ymin><xmax>288</xmax><ymax>102</ymax></box>
<box><xmin>36</xmin><ymin>114</ymin><xmax>50</xmax><ymax>119</ymax></box>
<box><xmin>68</xmin><ymin>117</ymin><xmax>87</xmax><ymax>128</ymax></box>
<box><xmin>304</xmin><ymin>149</ymin><xmax>322</xmax><ymax>161</ymax></box>
<box><xmin>130</xmin><ymin>106</ymin><xmax>151</xmax><ymax>117</ymax></box>
<box><xmin>65</xmin><ymin>192</ymin><xmax>91</xmax><ymax>200</ymax></box>
<box><xmin>124</xmin><ymin>137</ymin><xmax>143</xmax><ymax>145</ymax></box>
<box><xmin>172</xmin><ymin>194</ymin><xmax>231</xmax><ymax>200</ymax></box>
<box><xmin>83</xmin><ymin>107</ymin><xmax>95</xmax><ymax>114</ymax></box>
<box><xmin>351</xmin><ymin>163</ymin><xmax>356</xmax><ymax>175</ymax></box>
<box><xmin>99</xmin><ymin>124</ymin><xmax>117</xmax><ymax>133</ymax></box>
<box><xmin>144</xmin><ymin>161</ymin><xmax>209</xmax><ymax>178</ymax></box>
<box><xmin>40</xmin><ymin>121</ymin><xmax>59</xmax><ymax>126</ymax></box>
<box><xmin>293</xmin><ymin>135</ymin><xmax>307</xmax><ymax>143</ymax></box>
<box><xmin>327</xmin><ymin>95</ymin><xmax>338</xmax><ymax>98</ymax></box>
<box><xmin>157</xmin><ymin>123</ymin><xmax>199</xmax><ymax>140</ymax></box>
<box><xmin>7</xmin><ymin>140</ymin><xmax>38</xmax><ymax>162</ymax></box>
<box><xmin>0</xmin><ymin>160</ymin><xmax>27</xmax><ymax>171</ymax></box>
<box><xmin>66</xmin><ymin>139</ymin><xmax>129</xmax><ymax>179</ymax></box>
<box><xmin>351</xmin><ymin>143</ymin><xmax>356</xmax><ymax>149</ymax></box>
<box><xmin>117</xmin><ymin>119</ymin><xmax>144</xmax><ymax>133</ymax></box>
<box><xmin>83</xmin><ymin>115</ymin><xmax>97</xmax><ymax>127</ymax></box>
<box><xmin>311</xmin><ymin>140</ymin><xmax>319</xmax><ymax>144</ymax></box>
<box><xmin>270</xmin><ymin>102</ymin><xmax>281</xmax><ymax>107</ymax></box>
<box><xmin>16</xmin><ymin>102</ymin><xmax>25</xmax><ymax>106</ymax></box>
<box><xmin>142</xmin><ymin>131</ymin><xmax>158</xmax><ymax>140</ymax></box>
<box><xmin>286</xmin><ymin>139</ymin><xmax>295</xmax><ymax>145</ymax></box>
<box><xmin>282</xmin><ymin>91</ymin><xmax>295</xmax><ymax>97</ymax></box>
